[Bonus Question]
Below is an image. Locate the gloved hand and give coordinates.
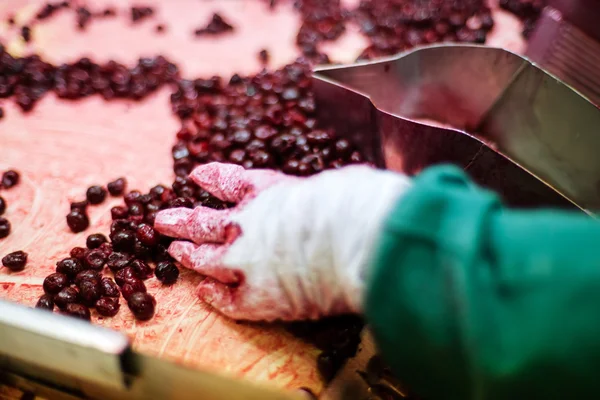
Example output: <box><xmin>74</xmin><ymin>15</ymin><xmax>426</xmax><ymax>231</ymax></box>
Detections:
<box><xmin>155</xmin><ymin>162</ymin><xmax>412</xmax><ymax>322</ymax></box>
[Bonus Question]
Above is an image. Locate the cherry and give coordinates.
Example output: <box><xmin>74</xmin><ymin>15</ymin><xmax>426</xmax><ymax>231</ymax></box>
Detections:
<box><xmin>35</xmin><ymin>294</ymin><xmax>54</xmax><ymax>311</ymax></box>
<box><xmin>100</xmin><ymin>277</ymin><xmax>120</xmax><ymax>298</ymax></box>
<box><xmin>86</xmin><ymin>233</ymin><xmax>108</xmax><ymax>249</ymax></box>
<box><xmin>155</xmin><ymin>261</ymin><xmax>179</xmax><ymax>285</ymax></box>
<box><xmin>54</xmin><ymin>287</ymin><xmax>79</xmax><ymax>310</ymax></box>
<box><xmin>65</xmin><ymin>303</ymin><xmax>91</xmax><ymax>321</ymax></box>
<box><xmin>2</xmin><ymin>250</ymin><xmax>27</xmax><ymax>271</ymax></box>
<box><xmin>86</xmin><ymin>185</ymin><xmax>107</xmax><ymax>204</ymax></box>
<box><xmin>107</xmin><ymin>178</ymin><xmax>126</xmax><ymax>196</ymax></box>
<box><xmin>127</xmin><ymin>292</ymin><xmax>156</xmax><ymax>321</ymax></box>
<box><xmin>96</xmin><ymin>297</ymin><xmax>120</xmax><ymax>317</ymax></box>
<box><xmin>43</xmin><ymin>273</ymin><xmax>69</xmax><ymax>295</ymax></box>
<box><xmin>56</xmin><ymin>257</ymin><xmax>83</xmax><ymax>279</ymax></box>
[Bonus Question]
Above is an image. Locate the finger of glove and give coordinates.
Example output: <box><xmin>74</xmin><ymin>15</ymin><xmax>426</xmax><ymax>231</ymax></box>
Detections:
<box><xmin>189</xmin><ymin>162</ymin><xmax>288</xmax><ymax>203</ymax></box>
<box><xmin>169</xmin><ymin>241</ymin><xmax>240</xmax><ymax>284</ymax></box>
<box><xmin>167</xmin><ymin>240</ymin><xmax>197</xmax><ymax>270</ymax></box>
<box><xmin>155</xmin><ymin>207</ymin><xmax>234</xmax><ymax>244</ymax></box>
<box><xmin>189</xmin><ymin>163</ymin><xmax>252</xmax><ymax>203</ymax></box>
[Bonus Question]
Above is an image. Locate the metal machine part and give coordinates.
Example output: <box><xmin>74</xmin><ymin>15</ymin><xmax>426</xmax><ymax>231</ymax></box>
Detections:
<box><xmin>526</xmin><ymin>0</ymin><xmax>600</xmax><ymax>107</ymax></box>
<box><xmin>0</xmin><ymin>299</ymin><xmax>396</xmax><ymax>400</ymax></box>
<box><xmin>0</xmin><ymin>299</ymin><xmax>301</xmax><ymax>400</ymax></box>
<box><xmin>312</xmin><ymin>44</ymin><xmax>600</xmax><ymax>214</ymax></box>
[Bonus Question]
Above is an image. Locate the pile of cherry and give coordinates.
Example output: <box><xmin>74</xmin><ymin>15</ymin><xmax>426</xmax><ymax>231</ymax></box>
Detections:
<box><xmin>35</xmin><ymin>176</ymin><xmax>187</xmax><ymax>322</ymax></box>
<box><xmin>0</xmin><ymin>47</ymin><xmax>179</xmax><ymax>113</ymax></box>
<box><xmin>169</xmin><ymin>60</ymin><xmax>364</xmax><ymax>176</ymax></box>
<box><xmin>353</xmin><ymin>0</ymin><xmax>496</xmax><ymax>60</ymax></box>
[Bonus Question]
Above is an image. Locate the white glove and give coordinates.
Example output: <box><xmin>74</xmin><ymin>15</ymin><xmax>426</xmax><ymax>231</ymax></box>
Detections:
<box><xmin>155</xmin><ymin>162</ymin><xmax>412</xmax><ymax>322</ymax></box>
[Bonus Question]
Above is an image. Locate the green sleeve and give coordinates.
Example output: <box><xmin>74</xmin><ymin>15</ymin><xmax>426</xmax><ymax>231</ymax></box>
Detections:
<box><xmin>365</xmin><ymin>165</ymin><xmax>600</xmax><ymax>400</ymax></box>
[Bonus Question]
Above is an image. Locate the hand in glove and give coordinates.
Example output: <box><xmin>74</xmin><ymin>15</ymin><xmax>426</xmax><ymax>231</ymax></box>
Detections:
<box><xmin>155</xmin><ymin>162</ymin><xmax>411</xmax><ymax>322</ymax></box>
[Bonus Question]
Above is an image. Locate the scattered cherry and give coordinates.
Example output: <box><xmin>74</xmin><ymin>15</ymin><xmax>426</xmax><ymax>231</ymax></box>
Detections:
<box><xmin>75</xmin><ymin>6</ymin><xmax>92</xmax><ymax>30</ymax></box>
<box><xmin>155</xmin><ymin>261</ymin><xmax>179</xmax><ymax>285</ymax></box>
<box><xmin>84</xmin><ymin>249</ymin><xmax>107</xmax><ymax>270</ymax></box>
<box><xmin>100</xmin><ymin>277</ymin><xmax>120</xmax><ymax>298</ymax></box>
<box><xmin>75</xmin><ymin>270</ymin><xmax>101</xmax><ymax>286</ymax></box>
<box><xmin>70</xmin><ymin>200</ymin><xmax>88</xmax><ymax>212</ymax></box>
<box><xmin>98</xmin><ymin>242</ymin><xmax>113</xmax><ymax>257</ymax></box>
<box><xmin>64</xmin><ymin>303</ymin><xmax>91</xmax><ymax>321</ymax></box>
<box><xmin>96</xmin><ymin>297</ymin><xmax>120</xmax><ymax>317</ymax></box>
<box><xmin>54</xmin><ymin>287</ymin><xmax>79</xmax><ymax>310</ymax></box>
<box><xmin>134</xmin><ymin>240</ymin><xmax>152</xmax><ymax>259</ymax></box>
<box><xmin>36</xmin><ymin>1</ymin><xmax>70</xmax><ymax>21</ymax></box>
<box><xmin>111</xmin><ymin>220</ymin><xmax>131</xmax><ymax>235</ymax></box>
<box><xmin>66</xmin><ymin>210</ymin><xmax>89</xmax><ymax>233</ymax></box>
<box><xmin>127</xmin><ymin>292</ymin><xmax>156</xmax><ymax>321</ymax></box>
<box><xmin>55</xmin><ymin>257</ymin><xmax>83</xmax><ymax>279</ymax></box>
<box><xmin>1</xmin><ymin>250</ymin><xmax>27</xmax><ymax>271</ymax></box>
<box><xmin>86</xmin><ymin>233</ymin><xmax>108</xmax><ymax>249</ymax></box>
<box><xmin>121</xmin><ymin>278</ymin><xmax>146</xmax><ymax>300</ymax></box>
<box><xmin>194</xmin><ymin>13</ymin><xmax>234</xmax><ymax>36</ymax></box>
<box><xmin>124</xmin><ymin>190</ymin><xmax>142</xmax><ymax>206</ymax></box>
<box><xmin>107</xmin><ymin>177</ymin><xmax>126</xmax><ymax>196</ymax></box>
<box><xmin>1</xmin><ymin>170</ymin><xmax>20</xmax><ymax>189</ymax></box>
<box><xmin>107</xmin><ymin>252</ymin><xmax>133</xmax><ymax>271</ymax></box>
<box><xmin>259</xmin><ymin>49</ymin><xmax>270</xmax><ymax>64</ymax></box>
<box><xmin>86</xmin><ymin>185</ymin><xmax>107</xmax><ymax>204</ymax></box>
<box><xmin>21</xmin><ymin>26</ymin><xmax>32</xmax><ymax>43</ymax></box>
<box><xmin>79</xmin><ymin>279</ymin><xmax>101</xmax><ymax>307</ymax></box>
<box><xmin>131</xmin><ymin>259</ymin><xmax>153</xmax><ymax>280</ymax></box>
<box><xmin>111</xmin><ymin>230</ymin><xmax>136</xmax><ymax>253</ymax></box>
<box><xmin>111</xmin><ymin>206</ymin><xmax>129</xmax><ymax>220</ymax></box>
<box><xmin>35</xmin><ymin>294</ymin><xmax>54</xmax><ymax>311</ymax></box>
<box><xmin>136</xmin><ymin>224</ymin><xmax>158</xmax><ymax>246</ymax></box>
<box><xmin>168</xmin><ymin>197</ymin><xmax>193</xmax><ymax>209</ymax></box>
<box><xmin>43</xmin><ymin>273</ymin><xmax>69</xmax><ymax>295</ymax></box>
<box><xmin>115</xmin><ymin>266</ymin><xmax>136</xmax><ymax>287</ymax></box>
<box><xmin>128</xmin><ymin>202</ymin><xmax>144</xmax><ymax>217</ymax></box>
<box><xmin>131</xmin><ymin>6</ymin><xmax>154</xmax><ymax>23</ymax></box>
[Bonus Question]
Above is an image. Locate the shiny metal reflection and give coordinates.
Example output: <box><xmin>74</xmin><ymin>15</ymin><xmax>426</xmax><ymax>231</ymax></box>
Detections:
<box><xmin>313</xmin><ymin>44</ymin><xmax>600</xmax><ymax>214</ymax></box>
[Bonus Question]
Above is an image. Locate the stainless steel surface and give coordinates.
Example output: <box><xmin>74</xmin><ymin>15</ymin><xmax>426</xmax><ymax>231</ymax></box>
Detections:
<box><xmin>120</xmin><ymin>352</ymin><xmax>300</xmax><ymax>400</ymax></box>
<box><xmin>0</xmin><ymin>299</ymin><xmax>129</xmax><ymax>392</ymax></box>
<box><xmin>313</xmin><ymin>44</ymin><xmax>600</xmax><ymax>213</ymax></box>
<box><xmin>0</xmin><ymin>299</ymin><xmax>301</xmax><ymax>400</ymax></box>
<box><xmin>526</xmin><ymin>1</ymin><xmax>600</xmax><ymax>107</ymax></box>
